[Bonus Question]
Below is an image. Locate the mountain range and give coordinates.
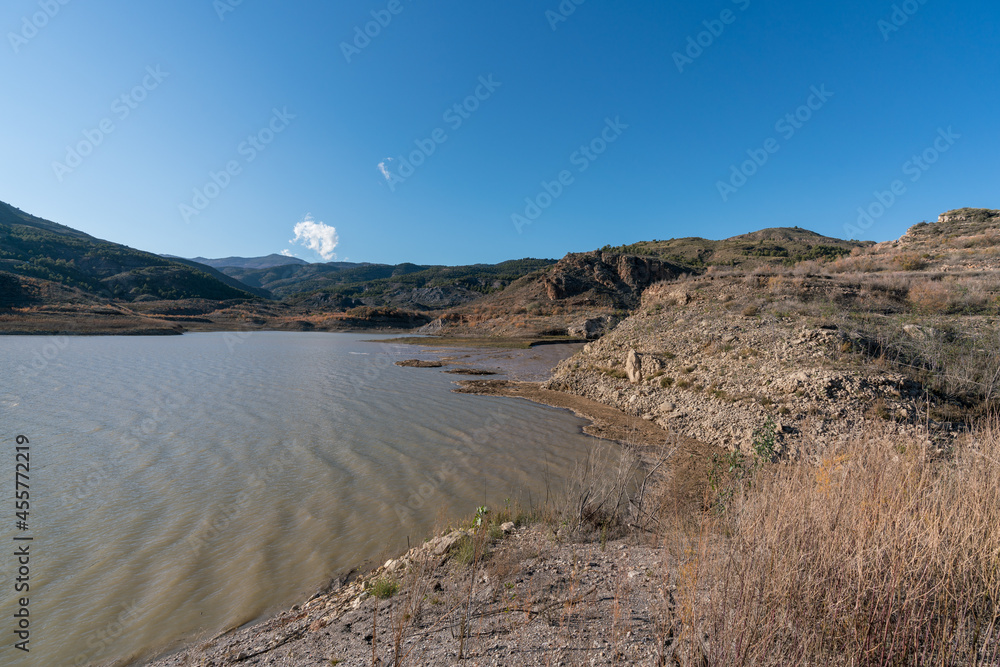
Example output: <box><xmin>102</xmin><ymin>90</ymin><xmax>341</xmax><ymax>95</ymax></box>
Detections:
<box><xmin>0</xmin><ymin>197</ymin><xmax>912</xmax><ymax>335</ymax></box>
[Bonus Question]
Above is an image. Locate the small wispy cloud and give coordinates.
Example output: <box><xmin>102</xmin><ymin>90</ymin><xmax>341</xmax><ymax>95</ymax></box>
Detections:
<box><xmin>280</xmin><ymin>249</ymin><xmax>295</xmax><ymax>257</ymax></box>
<box><xmin>377</xmin><ymin>158</ymin><xmax>394</xmax><ymax>181</ymax></box>
<box><xmin>289</xmin><ymin>214</ymin><xmax>339</xmax><ymax>261</ymax></box>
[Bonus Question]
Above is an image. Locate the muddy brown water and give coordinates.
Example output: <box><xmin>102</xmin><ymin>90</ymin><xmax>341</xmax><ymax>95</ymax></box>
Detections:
<box><xmin>0</xmin><ymin>333</ymin><xmax>609</xmax><ymax>666</ymax></box>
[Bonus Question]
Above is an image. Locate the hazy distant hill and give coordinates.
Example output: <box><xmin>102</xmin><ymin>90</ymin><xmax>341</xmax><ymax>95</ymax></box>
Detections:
<box><xmin>0</xmin><ymin>201</ymin><xmax>265</xmax><ymax>304</ymax></box>
<box><xmin>187</xmin><ymin>254</ymin><xmax>312</xmax><ymax>270</ymax></box>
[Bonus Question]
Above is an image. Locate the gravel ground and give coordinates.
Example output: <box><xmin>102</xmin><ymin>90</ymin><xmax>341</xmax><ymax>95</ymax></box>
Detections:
<box><xmin>141</xmin><ymin>524</ymin><xmax>688</xmax><ymax>667</ymax></box>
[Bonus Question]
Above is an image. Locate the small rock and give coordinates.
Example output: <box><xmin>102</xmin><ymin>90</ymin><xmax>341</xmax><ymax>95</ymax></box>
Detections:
<box><xmin>425</xmin><ymin>530</ymin><xmax>468</xmax><ymax>557</ymax></box>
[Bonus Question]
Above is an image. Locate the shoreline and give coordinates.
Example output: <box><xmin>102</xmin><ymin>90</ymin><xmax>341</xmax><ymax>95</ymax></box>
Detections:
<box><xmin>138</xmin><ymin>343</ymin><xmax>701</xmax><ymax>665</ymax></box>
<box><xmin>455</xmin><ymin>379</ymin><xmax>715</xmax><ymax>517</ymax></box>
<box><xmin>140</xmin><ymin>369</ymin><xmax>715</xmax><ymax>665</ymax></box>
<box><xmin>140</xmin><ymin>386</ymin><xmax>698</xmax><ymax>667</ymax></box>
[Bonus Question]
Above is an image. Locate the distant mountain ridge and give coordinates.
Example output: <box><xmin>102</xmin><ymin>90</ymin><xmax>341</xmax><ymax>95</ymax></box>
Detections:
<box><xmin>227</xmin><ymin>259</ymin><xmax>559</xmax><ymax>308</ymax></box>
<box><xmin>186</xmin><ymin>254</ymin><xmax>312</xmax><ymax>269</ymax></box>
<box><xmin>0</xmin><ymin>198</ymin><xmax>906</xmax><ymax>322</ymax></box>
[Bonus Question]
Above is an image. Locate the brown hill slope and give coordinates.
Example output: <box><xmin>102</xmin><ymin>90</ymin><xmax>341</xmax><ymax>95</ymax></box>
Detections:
<box><xmin>537</xmin><ymin>208</ymin><xmax>1000</xmax><ymax>458</ymax></box>
<box><xmin>421</xmin><ymin>227</ymin><xmax>870</xmax><ymax>339</ymax></box>
<box><xmin>421</xmin><ymin>251</ymin><xmax>689</xmax><ymax>338</ymax></box>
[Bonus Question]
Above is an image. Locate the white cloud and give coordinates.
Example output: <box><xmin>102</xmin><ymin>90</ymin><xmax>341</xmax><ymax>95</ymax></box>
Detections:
<box><xmin>289</xmin><ymin>215</ymin><xmax>339</xmax><ymax>261</ymax></box>
<box><xmin>377</xmin><ymin>158</ymin><xmax>394</xmax><ymax>181</ymax></box>
<box><xmin>280</xmin><ymin>249</ymin><xmax>295</xmax><ymax>257</ymax></box>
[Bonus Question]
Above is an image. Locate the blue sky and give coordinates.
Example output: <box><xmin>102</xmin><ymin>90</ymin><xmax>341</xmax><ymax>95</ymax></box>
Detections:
<box><xmin>1</xmin><ymin>1</ymin><xmax>997</xmax><ymax>265</ymax></box>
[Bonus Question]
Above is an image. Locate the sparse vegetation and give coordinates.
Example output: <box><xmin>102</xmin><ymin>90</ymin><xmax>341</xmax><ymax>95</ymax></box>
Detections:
<box><xmin>680</xmin><ymin>420</ymin><xmax>1000</xmax><ymax>665</ymax></box>
<box><xmin>30</xmin><ymin>205</ymin><xmax>1000</xmax><ymax>665</ymax></box>
<box><xmin>369</xmin><ymin>576</ymin><xmax>400</xmax><ymax>600</ymax></box>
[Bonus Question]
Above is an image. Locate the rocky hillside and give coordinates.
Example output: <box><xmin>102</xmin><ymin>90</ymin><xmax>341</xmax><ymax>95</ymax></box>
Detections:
<box><xmin>418</xmin><ymin>228</ymin><xmax>875</xmax><ymax>340</ymax></box>
<box><xmin>422</xmin><ymin>251</ymin><xmax>688</xmax><ymax>338</ymax></box>
<box><xmin>606</xmin><ymin>226</ymin><xmax>870</xmax><ymax>269</ymax></box>
<box><xmin>540</xmin><ymin>209</ymin><xmax>1000</xmax><ymax>459</ymax></box>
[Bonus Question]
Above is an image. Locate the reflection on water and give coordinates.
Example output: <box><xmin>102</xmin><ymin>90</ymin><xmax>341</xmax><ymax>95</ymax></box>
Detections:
<box><xmin>0</xmin><ymin>333</ymin><xmax>605</xmax><ymax>666</ymax></box>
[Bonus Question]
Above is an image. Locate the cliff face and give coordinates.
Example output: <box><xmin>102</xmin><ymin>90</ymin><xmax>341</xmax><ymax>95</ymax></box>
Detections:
<box><xmin>541</xmin><ymin>252</ymin><xmax>680</xmax><ymax>306</ymax></box>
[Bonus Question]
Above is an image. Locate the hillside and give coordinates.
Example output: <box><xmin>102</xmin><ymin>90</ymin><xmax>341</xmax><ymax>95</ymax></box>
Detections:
<box><xmin>418</xmin><ymin>227</ymin><xmax>870</xmax><ymax>339</ymax></box>
<box><xmin>7</xmin><ymin>202</ymin><xmax>993</xmax><ymax>346</ymax></box>
<box><xmin>0</xmin><ymin>201</ymin><xmax>264</xmax><ymax>304</ymax></box>
<box><xmin>227</xmin><ymin>258</ymin><xmax>558</xmax><ymax>307</ymax></box>
<box><xmin>534</xmin><ymin>208</ymin><xmax>1000</xmax><ymax>453</ymax></box>
<box><xmin>607</xmin><ymin>226</ymin><xmax>871</xmax><ymax>269</ymax></box>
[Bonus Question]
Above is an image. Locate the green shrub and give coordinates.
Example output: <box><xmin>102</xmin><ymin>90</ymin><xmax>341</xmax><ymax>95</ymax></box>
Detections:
<box><xmin>370</xmin><ymin>576</ymin><xmax>399</xmax><ymax>599</ymax></box>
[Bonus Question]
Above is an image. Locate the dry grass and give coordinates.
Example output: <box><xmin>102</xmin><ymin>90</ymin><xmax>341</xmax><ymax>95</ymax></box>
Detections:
<box><xmin>546</xmin><ymin>441</ymin><xmax>644</xmax><ymax>538</ymax></box>
<box><xmin>667</xmin><ymin>420</ymin><xmax>1000</xmax><ymax>666</ymax></box>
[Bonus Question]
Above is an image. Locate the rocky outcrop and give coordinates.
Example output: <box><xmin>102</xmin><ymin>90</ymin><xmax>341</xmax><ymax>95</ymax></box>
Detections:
<box><xmin>937</xmin><ymin>208</ymin><xmax>999</xmax><ymax>224</ymax></box>
<box><xmin>395</xmin><ymin>359</ymin><xmax>443</xmax><ymax>368</ymax></box>
<box><xmin>540</xmin><ymin>252</ymin><xmax>681</xmax><ymax>308</ymax></box>
<box><xmin>412</xmin><ymin>251</ymin><xmax>684</xmax><ymax>339</ymax></box>
<box><xmin>545</xmin><ymin>274</ymin><xmax>942</xmax><ymax>460</ymax></box>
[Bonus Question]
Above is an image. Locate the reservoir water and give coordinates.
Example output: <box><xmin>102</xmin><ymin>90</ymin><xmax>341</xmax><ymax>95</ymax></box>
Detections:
<box><xmin>0</xmin><ymin>332</ymin><xmax>606</xmax><ymax>666</ymax></box>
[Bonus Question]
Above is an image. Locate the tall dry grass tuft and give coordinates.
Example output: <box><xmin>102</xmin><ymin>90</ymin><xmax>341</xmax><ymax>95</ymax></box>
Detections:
<box><xmin>680</xmin><ymin>420</ymin><xmax>1000</xmax><ymax>666</ymax></box>
<box><xmin>549</xmin><ymin>442</ymin><xmax>643</xmax><ymax>538</ymax></box>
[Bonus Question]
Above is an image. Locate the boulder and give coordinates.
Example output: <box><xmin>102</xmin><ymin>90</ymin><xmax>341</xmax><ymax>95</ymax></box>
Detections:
<box><xmin>626</xmin><ymin>350</ymin><xmax>642</xmax><ymax>383</ymax></box>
